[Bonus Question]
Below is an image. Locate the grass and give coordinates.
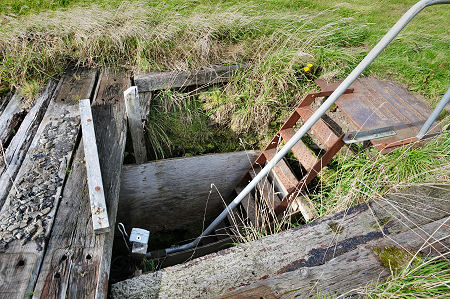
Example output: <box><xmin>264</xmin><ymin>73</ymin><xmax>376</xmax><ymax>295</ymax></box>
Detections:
<box><xmin>364</xmin><ymin>256</ymin><xmax>450</xmax><ymax>298</ymax></box>
<box><xmin>1</xmin><ymin>0</ymin><xmax>449</xmax><ymax>295</ymax></box>
<box><xmin>312</xmin><ymin>130</ymin><xmax>450</xmax><ymax>216</ymax></box>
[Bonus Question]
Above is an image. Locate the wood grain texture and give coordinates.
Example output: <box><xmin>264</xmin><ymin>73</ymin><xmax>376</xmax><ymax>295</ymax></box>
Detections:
<box><xmin>117</xmin><ymin>151</ymin><xmax>259</xmax><ymax>234</ymax></box>
<box><xmin>138</xmin><ymin>91</ymin><xmax>152</xmax><ymax>124</ymax></box>
<box><xmin>33</xmin><ymin>70</ymin><xmax>129</xmax><ymax>299</ymax></box>
<box><xmin>0</xmin><ymin>93</ymin><xmax>24</xmax><ymax>146</ymax></box>
<box><xmin>0</xmin><ymin>80</ymin><xmax>60</xmax><ymax>208</ymax></box>
<box><xmin>111</xmin><ymin>184</ymin><xmax>450</xmax><ymax>299</ymax></box>
<box><xmin>0</xmin><ymin>70</ymin><xmax>97</xmax><ymax>298</ymax></box>
<box><xmin>134</xmin><ymin>65</ymin><xmax>246</xmax><ymax>92</ymax></box>
<box><xmin>79</xmin><ymin>99</ymin><xmax>110</xmax><ymax>233</ymax></box>
<box><xmin>124</xmin><ymin>87</ymin><xmax>147</xmax><ymax>164</ymax></box>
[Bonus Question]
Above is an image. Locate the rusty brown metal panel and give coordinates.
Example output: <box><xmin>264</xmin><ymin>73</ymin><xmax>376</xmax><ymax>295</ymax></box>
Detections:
<box><xmin>333</xmin><ymin>78</ymin><xmax>438</xmax><ymax>152</ymax></box>
<box><xmin>275</xmin><ymin>135</ymin><xmax>345</xmax><ymax>215</ymax></box>
<box><xmin>280</xmin><ymin>128</ymin><xmax>317</xmax><ymax>170</ymax></box>
<box><xmin>296</xmin><ymin>106</ymin><xmax>340</xmax><ymax>149</ymax></box>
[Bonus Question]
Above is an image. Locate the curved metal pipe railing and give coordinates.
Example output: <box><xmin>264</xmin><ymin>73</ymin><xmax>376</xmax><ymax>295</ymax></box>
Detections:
<box><xmin>161</xmin><ymin>0</ymin><xmax>450</xmax><ymax>256</ymax></box>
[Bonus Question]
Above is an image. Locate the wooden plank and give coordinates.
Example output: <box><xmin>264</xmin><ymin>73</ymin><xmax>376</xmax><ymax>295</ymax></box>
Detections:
<box><xmin>236</xmin><ymin>185</ymin><xmax>257</xmax><ymax>225</ymax></box>
<box><xmin>124</xmin><ymin>86</ymin><xmax>147</xmax><ymax>164</ymax></box>
<box><xmin>0</xmin><ymin>92</ymin><xmax>24</xmax><ymax>146</ymax></box>
<box><xmin>289</xmin><ymin>195</ymin><xmax>318</xmax><ymax>222</ymax></box>
<box><xmin>138</xmin><ymin>91</ymin><xmax>152</xmax><ymax>122</ymax></box>
<box><xmin>117</xmin><ymin>151</ymin><xmax>259</xmax><ymax>234</ymax></box>
<box><xmin>0</xmin><ymin>69</ymin><xmax>97</xmax><ymax>298</ymax></box>
<box><xmin>79</xmin><ymin>99</ymin><xmax>110</xmax><ymax>233</ymax></box>
<box><xmin>134</xmin><ymin>64</ymin><xmax>246</xmax><ymax>92</ymax></box>
<box><xmin>0</xmin><ymin>80</ymin><xmax>60</xmax><ymax>208</ymax></box>
<box><xmin>263</xmin><ymin>148</ymin><xmax>298</xmax><ymax>197</ymax></box>
<box><xmin>33</xmin><ymin>70</ymin><xmax>129</xmax><ymax>298</ymax></box>
<box><xmin>111</xmin><ymin>184</ymin><xmax>450</xmax><ymax>298</ymax></box>
<box><xmin>249</xmin><ymin>169</ymin><xmax>281</xmax><ymax>213</ymax></box>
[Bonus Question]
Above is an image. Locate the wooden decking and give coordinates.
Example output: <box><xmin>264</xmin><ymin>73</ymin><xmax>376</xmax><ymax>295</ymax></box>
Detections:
<box><xmin>0</xmin><ymin>69</ymin><xmax>129</xmax><ymax>298</ymax></box>
<box><xmin>0</xmin><ymin>65</ymin><xmax>244</xmax><ymax>298</ymax></box>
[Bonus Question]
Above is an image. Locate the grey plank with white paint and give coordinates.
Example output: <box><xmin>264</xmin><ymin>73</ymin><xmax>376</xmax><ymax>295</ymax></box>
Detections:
<box><xmin>124</xmin><ymin>86</ymin><xmax>147</xmax><ymax>164</ymax></box>
<box><xmin>80</xmin><ymin>99</ymin><xmax>110</xmax><ymax>233</ymax></box>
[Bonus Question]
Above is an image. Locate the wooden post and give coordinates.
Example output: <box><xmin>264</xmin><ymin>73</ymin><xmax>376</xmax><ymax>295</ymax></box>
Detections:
<box><xmin>124</xmin><ymin>86</ymin><xmax>147</xmax><ymax>164</ymax></box>
<box><xmin>79</xmin><ymin>99</ymin><xmax>110</xmax><ymax>233</ymax></box>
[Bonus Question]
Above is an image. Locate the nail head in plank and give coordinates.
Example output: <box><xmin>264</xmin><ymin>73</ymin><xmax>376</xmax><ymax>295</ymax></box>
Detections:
<box><xmin>124</xmin><ymin>86</ymin><xmax>147</xmax><ymax>164</ymax></box>
<box><xmin>79</xmin><ymin>99</ymin><xmax>110</xmax><ymax>233</ymax></box>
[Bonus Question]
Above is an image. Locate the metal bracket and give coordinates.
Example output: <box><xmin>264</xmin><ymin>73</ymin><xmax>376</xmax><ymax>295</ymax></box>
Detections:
<box><xmin>130</xmin><ymin>228</ymin><xmax>150</xmax><ymax>256</ymax></box>
<box><xmin>343</xmin><ymin>126</ymin><xmax>396</xmax><ymax>144</ymax></box>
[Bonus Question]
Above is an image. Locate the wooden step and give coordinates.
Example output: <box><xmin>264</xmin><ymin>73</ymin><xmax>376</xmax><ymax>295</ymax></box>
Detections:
<box><xmin>235</xmin><ymin>185</ymin><xmax>257</xmax><ymax>225</ymax></box>
<box><xmin>249</xmin><ymin>169</ymin><xmax>281</xmax><ymax>213</ymax></box>
<box><xmin>289</xmin><ymin>194</ymin><xmax>318</xmax><ymax>222</ymax></box>
<box><xmin>263</xmin><ymin>149</ymin><xmax>318</xmax><ymax>221</ymax></box>
<box><xmin>263</xmin><ymin>148</ymin><xmax>298</xmax><ymax>197</ymax></box>
<box><xmin>296</xmin><ymin>106</ymin><xmax>339</xmax><ymax>149</ymax></box>
<box><xmin>279</xmin><ymin>128</ymin><xmax>317</xmax><ymax>171</ymax></box>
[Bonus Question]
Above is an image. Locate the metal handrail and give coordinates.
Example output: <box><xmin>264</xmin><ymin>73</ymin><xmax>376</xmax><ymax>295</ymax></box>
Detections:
<box><xmin>162</xmin><ymin>0</ymin><xmax>450</xmax><ymax>255</ymax></box>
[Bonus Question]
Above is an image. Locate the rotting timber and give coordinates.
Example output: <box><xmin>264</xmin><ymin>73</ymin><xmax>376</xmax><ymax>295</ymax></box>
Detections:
<box><xmin>0</xmin><ymin>62</ymin><xmax>447</xmax><ymax>298</ymax></box>
<box><xmin>0</xmin><ymin>65</ymin><xmax>245</xmax><ymax>297</ymax></box>
<box><xmin>0</xmin><ymin>69</ymin><xmax>129</xmax><ymax>298</ymax></box>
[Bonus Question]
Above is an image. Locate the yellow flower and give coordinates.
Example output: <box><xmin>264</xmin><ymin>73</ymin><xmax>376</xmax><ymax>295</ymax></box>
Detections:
<box><xmin>303</xmin><ymin>66</ymin><xmax>310</xmax><ymax>72</ymax></box>
<box><xmin>307</xmin><ymin>63</ymin><xmax>313</xmax><ymax>68</ymax></box>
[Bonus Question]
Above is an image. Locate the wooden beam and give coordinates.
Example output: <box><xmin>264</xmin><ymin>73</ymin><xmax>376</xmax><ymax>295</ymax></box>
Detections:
<box><xmin>111</xmin><ymin>184</ymin><xmax>450</xmax><ymax>298</ymax></box>
<box><xmin>0</xmin><ymin>80</ymin><xmax>60</xmax><ymax>208</ymax></box>
<box><xmin>124</xmin><ymin>86</ymin><xmax>147</xmax><ymax>164</ymax></box>
<box><xmin>33</xmin><ymin>70</ymin><xmax>130</xmax><ymax>299</ymax></box>
<box><xmin>0</xmin><ymin>93</ymin><xmax>24</xmax><ymax>146</ymax></box>
<box><xmin>117</xmin><ymin>151</ymin><xmax>259</xmax><ymax>234</ymax></box>
<box><xmin>134</xmin><ymin>64</ymin><xmax>246</xmax><ymax>92</ymax></box>
<box><xmin>0</xmin><ymin>69</ymin><xmax>97</xmax><ymax>298</ymax></box>
<box><xmin>79</xmin><ymin>99</ymin><xmax>110</xmax><ymax>233</ymax></box>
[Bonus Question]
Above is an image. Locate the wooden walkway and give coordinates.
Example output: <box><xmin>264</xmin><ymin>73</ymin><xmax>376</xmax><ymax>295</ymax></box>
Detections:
<box><xmin>0</xmin><ymin>69</ymin><xmax>129</xmax><ymax>298</ymax></box>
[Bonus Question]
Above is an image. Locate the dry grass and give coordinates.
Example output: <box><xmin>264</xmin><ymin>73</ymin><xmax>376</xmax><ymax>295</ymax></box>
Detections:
<box><xmin>0</xmin><ymin>1</ymin><xmax>368</xmax><ymax>134</ymax></box>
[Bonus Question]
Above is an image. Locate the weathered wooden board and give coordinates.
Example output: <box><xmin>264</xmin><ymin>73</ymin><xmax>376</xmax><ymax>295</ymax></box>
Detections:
<box><xmin>0</xmin><ymin>80</ymin><xmax>60</xmax><ymax>208</ymax></box>
<box><xmin>0</xmin><ymin>70</ymin><xmax>97</xmax><ymax>298</ymax></box>
<box><xmin>33</xmin><ymin>70</ymin><xmax>129</xmax><ymax>299</ymax></box>
<box><xmin>0</xmin><ymin>92</ymin><xmax>25</xmax><ymax>146</ymax></box>
<box><xmin>134</xmin><ymin>64</ymin><xmax>246</xmax><ymax>92</ymax></box>
<box><xmin>138</xmin><ymin>91</ymin><xmax>152</xmax><ymax>123</ymax></box>
<box><xmin>124</xmin><ymin>87</ymin><xmax>147</xmax><ymax>164</ymax></box>
<box><xmin>111</xmin><ymin>184</ymin><xmax>450</xmax><ymax>298</ymax></box>
<box><xmin>79</xmin><ymin>99</ymin><xmax>110</xmax><ymax>233</ymax></box>
<box><xmin>117</xmin><ymin>151</ymin><xmax>259</xmax><ymax>234</ymax></box>
<box><xmin>0</xmin><ymin>92</ymin><xmax>12</xmax><ymax>115</ymax></box>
